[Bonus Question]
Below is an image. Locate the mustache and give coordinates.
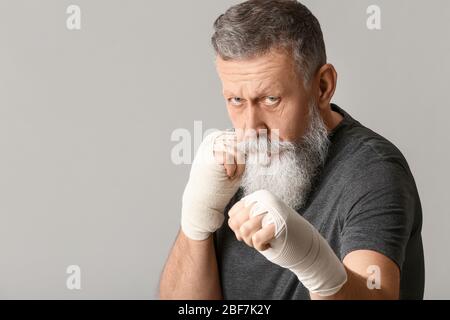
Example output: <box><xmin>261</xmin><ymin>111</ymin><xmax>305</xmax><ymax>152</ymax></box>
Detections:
<box><xmin>237</xmin><ymin>137</ymin><xmax>297</xmax><ymax>155</ymax></box>
<box><xmin>236</xmin><ymin>138</ymin><xmax>298</xmax><ymax>167</ymax></box>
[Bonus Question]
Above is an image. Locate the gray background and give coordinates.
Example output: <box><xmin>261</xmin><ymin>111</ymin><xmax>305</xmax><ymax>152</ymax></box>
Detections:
<box><xmin>0</xmin><ymin>0</ymin><xmax>448</xmax><ymax>299</ymax></box>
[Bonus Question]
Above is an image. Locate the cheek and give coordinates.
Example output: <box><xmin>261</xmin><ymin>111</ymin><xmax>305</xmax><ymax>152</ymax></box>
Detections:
<box><xmin>227</xmin><ymin>107</ymin><xmax>244</xmax><ymax>128</ymax></box>
<box><xmin>271</xmin><ymin>103</ymin><xmax>309</xmax><ymax>141</ymax></box>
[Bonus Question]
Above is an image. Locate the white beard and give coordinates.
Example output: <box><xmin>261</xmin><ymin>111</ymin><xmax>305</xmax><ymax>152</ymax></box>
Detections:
<box><xmin>239</xmin><ymin>102</ymin><xmax>330</xmax><ymax>210</ymax></box>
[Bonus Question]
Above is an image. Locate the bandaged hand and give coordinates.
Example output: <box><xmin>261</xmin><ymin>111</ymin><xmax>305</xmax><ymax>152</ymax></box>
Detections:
<box><xmin>228</xmin><ymin>189</ymin><xmax>347</xmax><ymax>296</ymax></box>
<box><xmin>181</xmin><ymin>130</ymin><xmax>244</xmax><ymax>241</ymax></box>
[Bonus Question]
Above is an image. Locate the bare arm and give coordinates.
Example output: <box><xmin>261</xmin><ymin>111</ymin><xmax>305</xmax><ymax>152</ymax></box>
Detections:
<box><xmin>159</xmin><ymin>229</ymin><xmax>222</xmax><ymax>300</ymax></box>
<box><xmin>310</xmin><ymin>250</ymin><xmax>400</xmax><ymax>300</ymax></box>
<box><xmin>159</xmin><ymin>131</ymin><xmax>241</xmax><ymax>299</ymax></box>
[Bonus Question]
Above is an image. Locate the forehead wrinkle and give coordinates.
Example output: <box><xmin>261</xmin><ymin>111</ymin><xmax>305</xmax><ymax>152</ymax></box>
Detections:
<box><xmin>222</xmin><ymin>72</ymin><xmax>284</xmax><ymax>97</ymax></box>
<box><xmin>223</xmin><ymin>79</ymin><xmax>281</xmax><ymax>100</ymax></box>
<box><xmin>219</xmin><ymin>63</ymin><xmax>283</xmax><ymax>80</ymax></box>
<box><xmin>217</xmin><ymin>53</ymin><xmax>296</xmax><ymax>98</ymax></box>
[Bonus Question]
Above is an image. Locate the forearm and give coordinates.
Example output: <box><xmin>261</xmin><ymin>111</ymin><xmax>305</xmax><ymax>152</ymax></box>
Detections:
<box><xmin>159</xmin><ymin>229</ymin><xmax>222</xmax><ymax>300</ymax></box>
<box><xmin>160</xmin><ymin>131</ymin><xmax>240</xmax><ymax>299</ymax></box>
<box><xmin>309</xmin><ymin>269</ymin><xmax>370</xmax><ymax>300</ymax></box>
<box><xmin>310</xmin><ymin>252</ymin><xmax>400</xmax><ymax>300</ymax></box>
<box><xmin>309</xmin><ymin>271</ymin><xmax>396</xmax><ymax>300</ymax></box>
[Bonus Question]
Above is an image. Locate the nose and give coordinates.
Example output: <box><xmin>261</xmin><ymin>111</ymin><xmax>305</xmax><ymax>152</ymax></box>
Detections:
<box><xmin>244</xmin><ymin>104</ymin><xmax>268</xmax><ymax>139</ymax></box>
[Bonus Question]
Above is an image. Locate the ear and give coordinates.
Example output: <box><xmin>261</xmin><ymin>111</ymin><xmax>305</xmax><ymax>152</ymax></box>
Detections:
<box><xmin>315</xmin><ymin>64</ymin><xmax>337</xmax><ymax>111</ymax></box>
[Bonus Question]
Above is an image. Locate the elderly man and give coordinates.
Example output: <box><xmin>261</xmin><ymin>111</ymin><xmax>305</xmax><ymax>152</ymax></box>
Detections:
<box><xmin>159</xmin><ymin>0</ymin><xmax>424</xmax><ymax>300</ymax></box>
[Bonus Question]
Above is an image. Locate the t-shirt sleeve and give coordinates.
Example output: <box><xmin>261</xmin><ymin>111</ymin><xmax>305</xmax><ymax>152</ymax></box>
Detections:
<box><xmin>340</xmin><ymin>158</ymin><xmax>416</xmax><ymax>272</ymax></box>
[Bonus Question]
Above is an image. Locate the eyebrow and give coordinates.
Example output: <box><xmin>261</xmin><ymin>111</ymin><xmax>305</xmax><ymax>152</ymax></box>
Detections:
<box><xmin>223</xmin><ymin>86</ymin><xmax>282</xmax><ymax>97</ymax></box>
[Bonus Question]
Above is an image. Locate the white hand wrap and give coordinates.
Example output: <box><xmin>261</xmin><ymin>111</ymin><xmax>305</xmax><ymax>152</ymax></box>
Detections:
<box><xmin>181</xmin><ymin>131</ymin><xmax>241</xmax><ymax>241</ymax></box>
<box><xmin>243</xmin><ymin>190</ymin><xmax>347</xmax><ymax>296</ymax></box>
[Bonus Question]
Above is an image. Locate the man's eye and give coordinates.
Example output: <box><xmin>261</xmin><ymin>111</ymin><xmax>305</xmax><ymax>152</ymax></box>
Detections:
<box><xmin>229</xmin><ymin>97</ymin><xmax>244</xmax><ymax>106</ymax></box>
<box><xmin>264</xmin><ymin>96</ymin><xmax>280</xmax><ymax>106</ymax></box>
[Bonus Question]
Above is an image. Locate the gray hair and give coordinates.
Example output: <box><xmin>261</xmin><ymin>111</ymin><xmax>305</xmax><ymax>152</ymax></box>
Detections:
<box><xmin>211</xmin><ymin>0</ymin><xmax>327</xmax><ymax>84</ymax></box>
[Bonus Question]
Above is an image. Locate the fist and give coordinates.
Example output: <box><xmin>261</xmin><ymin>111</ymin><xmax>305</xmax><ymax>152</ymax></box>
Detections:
<box><xmin>213</xmin><ymin>130</ymin><xmax>245</xmax><ymax>179</ymax></box>
<box><xmin>227</xmin><ymin>200</ymin><xmax>276</xmax><ymax>251</ymax></box>
<box><xmin>181</xmin><ymin>130</ymin><xmax>244</xmax><ymax>241</ymax></box>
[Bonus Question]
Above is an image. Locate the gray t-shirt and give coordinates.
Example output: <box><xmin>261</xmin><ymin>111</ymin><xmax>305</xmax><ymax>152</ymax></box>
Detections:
<box><xmin>214</xmin><ymin>103</ymin><xmax>424</xmax><ymax>300</ymax></box>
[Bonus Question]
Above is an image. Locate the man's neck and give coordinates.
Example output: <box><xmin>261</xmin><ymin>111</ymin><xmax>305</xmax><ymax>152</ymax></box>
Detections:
<box><xmin>322</xmin><ymin>105</ymin><xmax>344</xmax><ymax>133</ymax></box>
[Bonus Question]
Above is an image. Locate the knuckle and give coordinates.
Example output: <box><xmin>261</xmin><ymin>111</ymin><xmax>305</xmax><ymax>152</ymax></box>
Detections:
<box><xmin>228</xmin><ymin>218</ymin><xmax>236</xmax><ymax>230</ymax></box>
<box><xmin>251</xmin><ymin>232</ymin><xmax>260</xmax><ymax>245</ymax></box>
<box><xmin>239</xmin><ymin>224</ymin><xmax>248</xmax><ymax>236</ymax></box>
<box><xmin>228</xmin><ymin>201</ymin><xmax>243</xmax><ymax>217</ymax></box>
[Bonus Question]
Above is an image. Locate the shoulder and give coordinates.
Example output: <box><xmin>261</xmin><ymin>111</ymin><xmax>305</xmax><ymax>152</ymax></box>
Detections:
<box><xmin>325</xmin><ymin>120</ymin><xmax>421</xmax><ymax>219</ymax></box>
<box><xmin>331</xmin><ymin>122</ymin><xmax>413</xmax><ymax>185</ymax></box>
